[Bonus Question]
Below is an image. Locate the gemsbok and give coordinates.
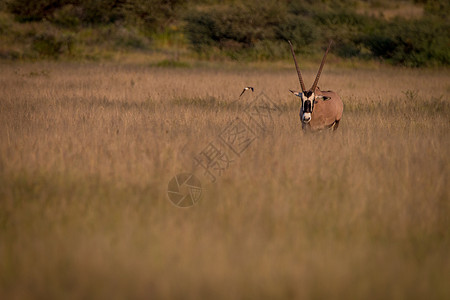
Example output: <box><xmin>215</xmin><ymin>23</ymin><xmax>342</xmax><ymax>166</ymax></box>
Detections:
<box><xmin>288</xmin><ymin>40</ymin><xmax>343</xmax><ymax>131</ymax></box>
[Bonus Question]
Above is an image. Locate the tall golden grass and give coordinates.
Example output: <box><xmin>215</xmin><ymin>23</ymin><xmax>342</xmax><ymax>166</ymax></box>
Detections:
<box><xmin>0</xmin><ymin>61</ymin><xmax>449</xmax><ymax>299</ymax></box>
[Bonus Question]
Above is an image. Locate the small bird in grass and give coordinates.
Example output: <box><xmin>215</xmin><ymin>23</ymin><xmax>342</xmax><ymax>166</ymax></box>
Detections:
<box><xmin>239</xmin><ymin>86</ymin><xmax>254</xmax><ymax>97</ymax></box>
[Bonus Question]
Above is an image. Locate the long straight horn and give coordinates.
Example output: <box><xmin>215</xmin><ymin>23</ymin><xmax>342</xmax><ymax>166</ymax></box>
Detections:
<box><xmin>311</xmin><ymin>40</ymin><xmax>333</xmax><ymax>92</ymax></box>
<box><xmin>288</xmin><ymin>40</ymin><xmax>306</xmax><ymax>92</ymax></box>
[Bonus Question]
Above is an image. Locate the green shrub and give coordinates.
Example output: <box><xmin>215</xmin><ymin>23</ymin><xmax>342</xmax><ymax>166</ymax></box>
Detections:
<box><xmin>422</xmin><ymin>0</ymin><xmax>450</xmax><ymax>19</ymax></box>
<box><xmin>75</xmin><ymin>0</ymin><xmax>126</xmax><ymax>25</ymax></box>
<box><xmin>7</xmin><ymin>0</ymin><xmax>66</xmax><ymax>22</ymax></box>
<box><xmin>52</xmin><ymin>4</ymin><xmax>81</xmax><ymax>28</ymax></box>
<box><xmin>6</xmin><ymin>0</ymin><xmax>186</xmax><ymax>31</ymax></box>
<box><xmin>32</xmin><ymin>32</ymin><xmax>74</xmax><ymax>57</ymax></box>
<box><xmin>113</xmin><ymin>26</ymin><xmax>149</xmax><ymax>49</ymax></box>
<box><xmin>0</xmin><ymin>11</ymin><xmax>12</xmax><ymax>34</ymax></box>
<box><xmin>275</xmin><ymin>15</ymin><xmax>318</xmax><ymax>53</ymax></box>
<box><xmin>184</xmin><ymin>3</ymin><xmax>284</xmax><ymax>55</ymax></box>
<box><xmin>359</xmin><ymin>18</ymin><xmax>450</xmax><ymax>67</ymax></box>
<box><xmin>126</xmin><ymin>0</ymin><xmax>187</xmax><ymax>32</ymax></box>
<box><xmin>184</xmin><ymin>10</ymin><xmax>217</xmax><ymax>52</ymax></box>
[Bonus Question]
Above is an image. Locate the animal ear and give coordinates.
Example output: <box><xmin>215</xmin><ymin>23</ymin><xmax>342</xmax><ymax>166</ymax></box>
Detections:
<box><xmin>315</xmin><ymin>95</ymin><xmax>330</xmax><ymax>101</ymax></box>
<box><xmin>289</xmin><ymin>90</ymin><xmax>302</xmax><ymax>97</ymax></box>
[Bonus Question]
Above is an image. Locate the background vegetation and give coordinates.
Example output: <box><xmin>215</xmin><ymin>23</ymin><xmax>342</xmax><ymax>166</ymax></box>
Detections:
<box><xmin>0</xmin><ymin>0</ymin><xmax>449</xmax><ymax>66</ymax></box>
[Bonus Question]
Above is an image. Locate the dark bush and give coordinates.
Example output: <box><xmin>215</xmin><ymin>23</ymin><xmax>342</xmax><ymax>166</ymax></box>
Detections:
<box><xmin>113</xmin><ymin>26</ymin><xmax>149</xmax><ymax>49</ymax></box>
<box><xmin>360</xmin><ymin>18</ymin><xmax>450</xmax><ymax>67</ymax></box>
<box><xmin>422</xmin><ymin>0</ymin><xmax>450</xmax><ymax>19</ymax></box>
<box><xmin>6</xmin><ymin>0</ymin><xmax>186</xmax><ymax>31</ymax></box>
<box><xmin>75</xmin><ymin>0</ymin><xmax>126</xmax><ymax>25</ymax></box>
<box><xmin>275</xmin><ymin>15</ymin><xmax>318</xmax><ymax>53</ymax></box>
<box><xmin>184</xmin><ymin>11</ymin><xmax>216</xmax><ymax>52</ymax></box>
<box><xmin>7</xmin><ymin>0</ymin><xmax>67</xmax><ymax>22</ymax></box>
<box><xmin>314</xmin><ymin>9</ymin><xmax>368</xmax><ymax>27</ymax></box>
<box><xmin>51</xmin><ymin>4</ymin><xmax>81</xmax><ymax>28</ymax></box>
<box><xmin>185</xmin><ymin>3</ymin><xmax>284</xmax><ymax>55</ymax></box>
<box><xmin>32</xmin><ymin>32</ymin><xmax>74</xmax><ymax>57</ymax></box>
<box><xmin>127</xmin><ymin>0</ymin><xmax>186</xmax><ymax>31</ymax></box>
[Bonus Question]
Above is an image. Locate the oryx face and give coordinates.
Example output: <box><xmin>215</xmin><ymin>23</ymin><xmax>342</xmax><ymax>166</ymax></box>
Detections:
<box><xmin>290</xmin><ymin>90</ymin><xmax>316</xmax><ymax>123</ymax></box>
<box><xmin>300</xmin><ymin>90</ymin><xmax>315</xmax><ymax>123</ymax></box>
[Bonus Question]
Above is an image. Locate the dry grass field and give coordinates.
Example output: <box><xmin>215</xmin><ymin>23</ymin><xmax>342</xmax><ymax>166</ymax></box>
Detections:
<box><xmin>0</xmin><ymin>61</ymin><xmax>449</xmax><ymax>299</ymax></box>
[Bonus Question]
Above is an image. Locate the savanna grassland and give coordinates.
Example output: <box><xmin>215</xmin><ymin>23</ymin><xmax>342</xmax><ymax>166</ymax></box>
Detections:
<box><xmin>0</xmin><ymin>61</ymin><xmax>449</xmax><ymax>299</ymax></box>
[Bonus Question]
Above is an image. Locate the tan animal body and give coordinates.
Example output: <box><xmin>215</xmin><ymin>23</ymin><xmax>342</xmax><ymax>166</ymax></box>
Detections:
<box><xmin>288</xmin><ymin>41</ymin><xmax>344</xmax><ymax>131</ymax></box>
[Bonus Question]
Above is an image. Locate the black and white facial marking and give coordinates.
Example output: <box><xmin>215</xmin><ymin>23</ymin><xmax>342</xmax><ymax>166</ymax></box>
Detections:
<box><xmin>290</xmin><ymin>90</ymin><xmax>315</xmax><ymax>123</ymax></box>
<box><xmin>301</xmin><ymin>90</ymin><xmax>315</xmax><ymax>123</ymax></box>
